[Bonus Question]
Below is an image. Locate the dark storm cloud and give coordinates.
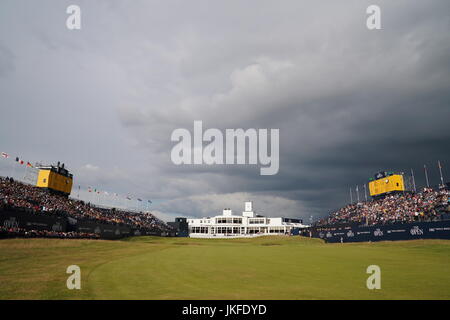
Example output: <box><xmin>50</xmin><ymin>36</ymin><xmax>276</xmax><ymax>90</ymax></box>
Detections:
<box><xmin>0</xmin><ymin>0</ymin><xmax>449</xmax><ymax>221</ymax></box>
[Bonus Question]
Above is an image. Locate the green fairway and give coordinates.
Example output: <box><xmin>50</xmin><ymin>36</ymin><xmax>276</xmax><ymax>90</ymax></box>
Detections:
<box><xmin>0</xmin><ymin>236</ymin><xmax>449</xmax><ymax>300</ymax></box>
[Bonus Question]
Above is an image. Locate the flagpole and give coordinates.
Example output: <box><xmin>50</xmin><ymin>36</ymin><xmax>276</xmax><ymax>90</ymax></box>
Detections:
<box><xmin>364</xmin><ymin>184</ymin><xmax>368</xmax><ymax>201</ymax></box>
<box><xmin>8</xmin><ymin>156</ymin><xmax>14</xmax><ymax>178</ymax></box>
<box><xmin>411</xmin><ymin>168</ymin><xmax>417</xmax><ymax>192</ymax></box>
<box><xmin>350</xmin><ymin>187</ymin><xmax>353</xmax><ymax>204</ymax></box>
<box><xmin>438</xmin><ymin>160</ymin><xmax>444</xmax><ymax>188</ymax></box>
<box><xmin>424</xmin><ymin>165</ymin><xmax>430</xmax><ymax>188</ymax></box>
<box><xmin>22</xmin><ymin>164</ymin><xmax>28</xmax><ymax>182</ymax></box>
<box><xmin>12</xmin><ymin>160</ymin><xmax>17</xmax><ymax>180</ymax></box>
<box><xmin>9</xmin><ymin>158</ymin><xmax>13</xmax><ymax>178</ymax></box>
<box><xmin>356</xmin><ymin>185</ymin><xmax>360</xmax><ymax>203</ymax></box>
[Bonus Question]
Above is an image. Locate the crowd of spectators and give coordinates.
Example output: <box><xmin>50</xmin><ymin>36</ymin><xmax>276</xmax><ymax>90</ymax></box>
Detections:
<box><xmin>0</xmin><ymin>225</ymin><xmax>99</xmax><ymax>239</ymax></box>
<box><xmin>0</xmin><ymin>177</ymin><xmax>172</xmax><ymax>233</ymax></box>
<box><xmin>316</xmin><ymin>187</ymin><xmax>450</xmax><ymax>227</ymax></box>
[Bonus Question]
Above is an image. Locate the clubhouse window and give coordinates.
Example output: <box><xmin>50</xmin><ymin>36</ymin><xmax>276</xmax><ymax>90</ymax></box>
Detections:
<box><xmin>269</xmin><ymin>227</ymin><xmax>285</xmax><ymax>233</ymax></box>
<box><xmin>216</xmin><ymin>217</ymin><xmax>242</xmax><ymax>224</ymax></box>
<box><xmin>249</xmin><ymin>218</ymin><xmax>265</xmax><ymax>224</ymax></box>
<box><xmin>216</xmin><ymin>227</ymin><xmax>240</xmax><ymax>234</ymax></box>
<box><xmin>191</xmin><ymin>227</ymin><xmax>209</xmax><ymax>234</ymax></box>
<box><xmin>247</xmin><ymin>227</ymin><xmax>261</xmax><ymax>234</ymax></box>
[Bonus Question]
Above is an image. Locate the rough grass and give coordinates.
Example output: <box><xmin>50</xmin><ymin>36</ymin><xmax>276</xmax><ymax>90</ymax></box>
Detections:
<box><xmin>0</xmin><ymin>236</ymin><xmax>449</xmax><ymax>300</ymax></box>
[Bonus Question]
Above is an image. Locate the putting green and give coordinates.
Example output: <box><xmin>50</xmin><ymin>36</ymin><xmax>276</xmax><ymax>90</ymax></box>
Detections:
<box><xmin>0</xmin><ymin>236</ymin><xmax>449</xmax><ymax>299</ymax></box>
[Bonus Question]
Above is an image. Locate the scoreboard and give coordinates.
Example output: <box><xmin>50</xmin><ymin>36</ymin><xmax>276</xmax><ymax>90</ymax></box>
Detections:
<box><xmin>369</xmin><ymin>172</ymin><xmax>405</xmax><ymax>197</ymax></box>
<box><xmin>36</xmin><ymin>163</ymin><xmax>73</xmax><ymax>196</ymax></box>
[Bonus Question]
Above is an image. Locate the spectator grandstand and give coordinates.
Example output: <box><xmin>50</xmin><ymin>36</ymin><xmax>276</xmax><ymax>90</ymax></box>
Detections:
<box><xmin>315</xmin><ymin>187</ymin><xmax>450</xmax><ymax>227</ymax></box>
<box><xmin>0</xmin><ymin>177</ymin><xmax>173</xmax><ymax>238</ymax></box>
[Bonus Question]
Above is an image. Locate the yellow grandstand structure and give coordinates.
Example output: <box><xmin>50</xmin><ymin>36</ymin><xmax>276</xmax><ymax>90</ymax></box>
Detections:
<box><xmin>369</xmin><ymin>171</ymin><xmax>405</xmax><ymax>197</ymax></box>
<box><xmin>36</xmin><ymin>162</ymin><xmax>73</xmax><ymax>196</ymax></box>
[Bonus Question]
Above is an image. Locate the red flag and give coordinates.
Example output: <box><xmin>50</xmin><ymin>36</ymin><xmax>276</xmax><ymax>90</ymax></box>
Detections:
<box><xmin>27</xmin><ymin>162</ymin><xmax>33</xmax><ymax>168</ymax></box>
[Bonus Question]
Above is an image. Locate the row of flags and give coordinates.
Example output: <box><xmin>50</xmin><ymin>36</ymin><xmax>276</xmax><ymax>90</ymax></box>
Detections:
<box><xmin>84</xmin><ymin>187</ymin><xmax>152</xmax><ymax>204</ymax></box>
<box><xmin>2</xmin><ymin>150</ymin><xmax>153</xmax><ymax>205</ymax></box>
<box><xmin>1</xmin><ymin>152</ymin><xmax>33</xmax><ymax>167</ymax></box>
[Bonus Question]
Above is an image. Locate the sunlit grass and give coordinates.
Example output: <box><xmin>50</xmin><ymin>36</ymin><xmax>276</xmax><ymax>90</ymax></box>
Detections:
<box><xmin>0</xmin><ymin>236</ymin><xmax>449</xmax><ymax>299</ymax></box>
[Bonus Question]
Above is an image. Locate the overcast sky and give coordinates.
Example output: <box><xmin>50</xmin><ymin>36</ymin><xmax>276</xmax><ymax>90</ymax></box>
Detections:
<box><xmin>0</xmin><ymin>0</ymin><xmax>449</xmax><ymax>222</ymax></box>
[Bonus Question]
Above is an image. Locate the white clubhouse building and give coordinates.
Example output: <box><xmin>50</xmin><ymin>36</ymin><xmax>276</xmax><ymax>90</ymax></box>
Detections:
<box><xmin>187</xmin><ymin>202</ymin><xmax>307</xmax><ymax>238</ymax></box>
